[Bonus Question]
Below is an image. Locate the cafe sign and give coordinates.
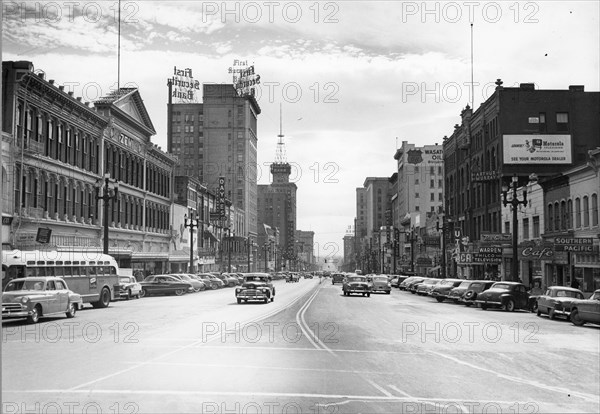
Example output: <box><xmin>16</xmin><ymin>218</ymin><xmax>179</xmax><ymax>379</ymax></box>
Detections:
<box><xmin>519</xmin><ymin>245</ymin><xmax>554</xmax><ymax>260</ymax></box>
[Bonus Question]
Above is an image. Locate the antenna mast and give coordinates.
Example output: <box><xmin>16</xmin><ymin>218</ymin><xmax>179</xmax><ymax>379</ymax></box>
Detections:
<box><xmin>275</xmin><ymin>103</ymin><xmax>287</xmax><ymax>163</ymax></box>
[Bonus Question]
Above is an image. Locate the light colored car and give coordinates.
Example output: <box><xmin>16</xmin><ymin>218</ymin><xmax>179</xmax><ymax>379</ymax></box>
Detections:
<box><xmin>371</xmin><ymin>275</ymin><xmax>392</xmax><ymax>294</ymax></box>
<box><xmin>570</xmin><ymin>290</ymin><xmax>600</xmax><ymax>326</ymax></box>
<box><xmin>118</xmin><ymin>276</ymin><xmax>142</xmax><ymax>300</ymax></box>
<box><xmin>186</xmin><ymin>274</ymin><xmax>207</xmax><ymax>290</ymax></box>
<box><xmin>416</xmin><ymin>278</ymin><xmax>441</xmax><ymax>296</ymax></box>
<box><xmin>170</xmin><ymin>274</ymin><xmax>204</xmax><ymax>292</ymax></box>
<box><xmin>2</xmin><ymin>277</ymin><xmax>83</xmax><ymax>324</ymax></box>
<box><xmin>536</xmin><ymin>286</ymin><xmax>585</xmax><ymax>320</ymax></box>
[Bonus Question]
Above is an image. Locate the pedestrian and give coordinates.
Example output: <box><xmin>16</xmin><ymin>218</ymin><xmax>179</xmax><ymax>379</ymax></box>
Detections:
<box><xmin>570</xmin><ymin>277</ymin><xmax>580</xmax><ymax>290</ymax></box>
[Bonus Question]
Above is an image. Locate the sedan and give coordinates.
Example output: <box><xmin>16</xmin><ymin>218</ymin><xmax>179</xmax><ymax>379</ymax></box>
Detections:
<box><xmin>462</xmin><ymin>280</ymin><xmax>496</xmax><ymax>307</ymax></box>
<box><xmin>475</xmin><ymin>282</ymin><xmax>530</xmax><ymax>311</ymax></box>
<box><xmin>170</xmin><ymin>274</ymin><xmax>204</xmax><ymax>292</ymax></box>
<box><xmin>536</xmin><ymin>286</ymin><xmax>585</xmax><ymax>320</ymax></box>
<box><xmin>416</xmin><ymin>278</ymin><xmax>440</xmax><ymax>296</ymax></box>
<box><xmin>117</xmin><ymin>276</ymin><xmax>142</xmax><ymax>300</ymax></box>
<box><xmin>430</xmin><ymin>279</ymin><xmax>463</xmax><ymax>302</ymax></box>
<box><xmin>2</xmin><ymin>277</ymin><xmax>83</xmax><ymax>324</ymax></box>
<box><xmin>140</xmin><ymin>275</ymin><xmax>194</xmax><ymax>297</ymax></box>
<box><xmin>371</xmin><ymin>275</ymin><xmax>392</xmax><ymax>294</ymax></box>
<box><xmin>570</xmin><ymin>289</ymin><xmax>600</xmax><ymax>326</ymax></box>
<box><xmin>197</xmin><ymin>273</ymin><xmax>224</xmax><ymax>289</ymax></box>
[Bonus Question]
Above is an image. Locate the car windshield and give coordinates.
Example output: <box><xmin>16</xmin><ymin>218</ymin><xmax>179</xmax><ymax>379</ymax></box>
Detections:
<box><xmin>373</xmin><ymin>277</ymin><xmax>388</xmax><ymax>282</ymax></box>
<box><xmin>119</xmin><ymin>277</ymin><xmax>132</xmax><ymax>283</ymax></box>
<box><xmin>492</xmin><ymin>283</ymin><xmax>511</xmax><ymax>290</ymax></box>
<box><xmin>470</xmin><ymin>283</ymin><xmax>483</xmax><ymax>289</ymax></box>
<box><xmin>591</xmin><ymin>292</ymin><xmax>600</xmax><ymax>300</ymax></box>
<box><xmin>245</xmin><ymin>277</ymin><xmax>267</xmax><ymax>283</ymax></box>
<box><xmin>458</xmin><ymin>281</ymin><xmax>470</xmax><ymax>288</ymax></box>
<box><xmin>348</xmin><ymin>277</ymin><xmax>366</xmax><ymax>282</ymax></box>
<box><xmin>555</xmin><ymin>290</ymin><xmax>583</xmax><ymax>298</ymax></box>
<box><xmin>5</xmin><ymin>280</ymin><xmax>45</xmax><ymax>291</ymax></box>
<box><xmin>178</xmin><ymin>275</ymin><xmax>192</xmax><ymax>281</ymax></box>
<box><xmin>423</xmin><ymin>279</ymin><xmax>438</xmax><ymax>285</ymax></box>
<box><xmin>440</xmin><ymin>280</ymin><xmax>455</xmax><ymax>286</ymax></box>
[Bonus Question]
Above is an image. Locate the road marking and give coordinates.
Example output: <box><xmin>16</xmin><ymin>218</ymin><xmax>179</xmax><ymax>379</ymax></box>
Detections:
<box><xmin>132</xmin><ymin>344</ymin><xmax>427</xmax><ymax>355</ymax></box>
<box><xmin>366</xmin><ymin>379</ymin><xmax>393</xmax><ymax>397</ymax></box>
<box><xmin>67</xmin><ymin>282</ymin><xmax>320</xmax><ymax>391</ymax></box>
<box><xmin>387</xmin><ymin>384</ymin><xmax>413</xmax><ymax>398</ymax></box>
<box><xmin>426</xmin><ymin>349</ymin><xmax>600</xmax><ymax>403</ymax></box>
<box><xmin>296</xmin><ymin>283</ymin><xmax>337</xmax><ymax>355</ymax></box>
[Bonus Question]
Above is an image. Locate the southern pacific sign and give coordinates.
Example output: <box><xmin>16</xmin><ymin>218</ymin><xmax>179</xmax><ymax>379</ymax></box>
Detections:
<box><xmin>554</xmin><ymin>237</ymin><xmax>597</xmax><ymax>252</ymax></box>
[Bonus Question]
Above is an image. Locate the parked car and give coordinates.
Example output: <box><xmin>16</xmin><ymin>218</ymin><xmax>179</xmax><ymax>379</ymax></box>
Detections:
<box><xmin>536</xmin><ymin>286</ymin><xmax>585</xmax><ymax>320</ymax></box>
<box><xmin>304</xmin><ymin>273</ymin><xmax>313</xmax><ymax>279</ymax></box>
<box><xmin>217</xmin><ymin>273</ymin><xmax>239</xmax><ymax>287</ymax></box>
<box><xmin>447</xmin><ymin>280</ymin><xmax>473</xmax><ymax>303</ymax></box>
<box><xmin>117</xmin><ymin>275</ymin><xmax>142</xmax><ymax>299</ymax></box>
<box><xmin>475</xmin><ymin>282</ymin><xmax>530</xmax><ymax>311</ymax></box>
<box><xmin>570</xmin><ymin>289</ymin><xmax>600</xmax><ymax>326</ymax></box>
<box><xmin>461</xmin><ymin>280</ymin><xmax>496</xmax><ymax>306</ymax></box>
<box><xmin>140</xmin><ymin>275</ymin><xmax>193</xmax><ymax>297</ymax></box>
<box><xmin>205</xmin><ymin>274</ymin><xmax>225</xmax><ymax>288</ymax></box>
<box><xmin>399</xmin><ymin>276</ymin><xmax>421</xmax><ymax>291</ymax></box>
<box><xmin>196</xmin><ymin>274</ymin><xmax>221</xmax><ymax>290</ymax></box>
<box><xmin>332</xmin><ymin>273</ymin><xmax>346</xmax><ymax>285</ymax></box>
<box><xmin>416</xmin><ymin>278</ymin><xmax>441</xmax><ymax>296</ymax></box>
<box><xmin>342</xmin><ymin>275</ymin><xmax>372</xmax><ymax>297</ymax></box>
<box><xmin>184</xmin><ymin>274</ymin><xmax>207</xmax><ymax>291</ymax></box>
<box><xmin>236</xmin><ymin>273</ymin><xmax>275</xmax><ymax>304</ymax></box>
<box><xmin>2</xmin><ymin>277</ymin><xmax>82</xmax><ymax>324</ymax></box>
<box><xmin>407</xmin><ymin>278</ymin><xmax>427</xmax><ymax>294</ymax></box>
<box><xmin>170</xmin><ymin>274</ymin><xmax>204</xmax><ymax>292</ymax></box>
<box><xmin>371</xmin><ymin>275</ymin><xmax>392</xmax><ymax>294</ymax></box>
<box><xmin>392</xmin><ymin>275</ymin><xmax>409</xmax><ymax>288</ymax></box>
<box><xmin>430</xmin><ymin>279</ymin><xmax>463</xmax><ymax>302</ymax></box>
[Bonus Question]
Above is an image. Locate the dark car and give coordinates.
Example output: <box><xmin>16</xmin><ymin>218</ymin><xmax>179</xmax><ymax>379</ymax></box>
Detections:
<box><xmin>236</xmin><ymin>273</ymin><xmax>275</xmax><ymax>304</ymax></box>
<box><xmin>570</xmin><ymin>290</ymin><xmax>600</xmax><ymax>326</ymax></box>
<box><xmin>462</xmin><ymin>280</ymin><xmax>496</xmax><ymax>307</ymax></box>
<box><xmin>407</xmin><ymin>278</ymin><xmax>427</xmax><ymax>294</ymax></box>
<box><xmin>399</xmin><ymin>276</ymin><xmax>421</xmax><ymax>291</ymax></box>
<box><xmin>196</xmin><ymin>274</ymin><xmax>221</xmax><ymax>290</ymax></box>
<box><xmin>536</xmin><ymin>286</ymin><xmax>585</xmax><ymax>320</ymax></box>
<box><xmin>475</xmin><ymin>282</ymin><xmax>530</xmax><ymax>311</ymax></box>
<box><xmin>332</xmin><ymin>273</ymin><xmax>345</xmax><ymax>285</ymax></box>
<box><xmin>430</xmin><ymin>279</ymin><xmax>463</xmax><ymax>302</ymax></box>
<box><xmin>342</xmin><ymin>275</ymin><xmax>371</xmax><ymax>297</ymax></box>
<box><xmin>139</xmin><ymin>275</ymin><xmax>193</xmax><ymax>297</ymax></box>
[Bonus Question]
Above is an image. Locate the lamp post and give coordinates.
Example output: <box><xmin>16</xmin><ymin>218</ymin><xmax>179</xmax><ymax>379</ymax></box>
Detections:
<box><xmin>247</xmin><ymin>237</ymin><xmax>256</xmax><ymax>272</ymax></box>
<box><xmin>184</xmin><ymin>211</ymin><xmax>199</xmax><ymax>273</ymax></box>
<box><xmin>263</xmin><ymin>242</ymin><xmax>269</xmax><ymax>272</ymax></box>
<box><xmin>94</xmin><ymin>173</ymin><xmax>119</xmax><ymax>255</ymax></box>
<box><xmin>228</xmin><ymin>230</ymin><xmax>234</xmax><ymax>273</ymax></box>
<box><xmin>436</xmin><ymin>217</ymin><xmax>448</xmax><ymax>279</ymax></box>
<box><xmin>502</xmin><ymin>175</ymin><xmax>528</xmax><ymax>282</ymax></box>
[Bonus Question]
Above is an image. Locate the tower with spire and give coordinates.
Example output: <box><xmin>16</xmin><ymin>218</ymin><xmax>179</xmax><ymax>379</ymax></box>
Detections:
<box><xmin>270</xmin><ymin>104</ymin><xmax>292</xmax><ymax>184</ymax></box>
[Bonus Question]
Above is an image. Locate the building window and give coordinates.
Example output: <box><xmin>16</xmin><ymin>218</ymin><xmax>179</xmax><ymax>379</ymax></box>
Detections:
<box><xmin>556</xmin><ymin>112</ymin><xmax>569</xmax><ymax>131</ymax></box>
<box><xmin>575</xmin><ymin>198</ymin><xmax>581</xmax><ymax>227</ymax></box>
<box><xmin>539</xmin><ymin>112</ymin><xmax>546</xmax><ymax>132</ymax></box>
<box><xmin>415</xmin><ymin>206</ymin><xmax>420</xmax><ymax>211</ymax></box>
<box><xmin>415</xmin><ymin>193</ymin><xmax>419</xmax><ymax>198</ymax></box>
<box><xmin>430</xmin><ymin>180</ymin><xmax>434</xmax><ymax>188</ymax></box>
<box><xmin>505</xmin><ymin>221</ymin><xmax>510</xmax><ymax>234</ymax></box>
<box><xmin>533</xmin><ymin>216</ymin><xmax>540</xmax><ymax>238</ymax></box>
<box><xmin>430</xmin><ymin>193</ymin><xmax>435</xmax><ymax>201</ymax></box>
<box><xmin>415</xmin><ymin>178</ymin><xmax>419</xmax><ymax>185</ymax></box>
<box><xmin>523</xmin><ymin>218</ymin><xmax>529</xmax><ymax>240</ymax></box>
<box><xmin>415</xmin><ymin>166</ymin><xmax>419</xmax><ymax>173</ymax></box>
<box><xmin>592</xmin><ymin>194</ymin><xmax>599</xmax><ymax>226</ymax></box>
<box><xmin>438</xmin><ymin>192</ymin><xmax>443</xmax><ymax>201</ymax></box>
<box><xmin>583</xmin><ymin>196</ymin><xmax>590</xmax><ymax>227</ymax></box>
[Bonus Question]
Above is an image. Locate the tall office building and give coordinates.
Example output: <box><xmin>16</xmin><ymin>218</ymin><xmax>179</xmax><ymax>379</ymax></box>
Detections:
<box><xmin>168</xmin><ymin>84</ymin><xmax>261</xmax><ymax>237</ymax></box>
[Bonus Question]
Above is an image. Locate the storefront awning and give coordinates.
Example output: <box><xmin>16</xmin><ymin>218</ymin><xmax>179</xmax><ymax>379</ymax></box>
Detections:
<box><xmin>204</xmin><ymin>230</ymin><xmax>219</xmax><ymax>242</ymax></box>
<box><xmin>168</xmin><ymin>249</ymin><xmax>197</xmax><ymax>263</ymax></box>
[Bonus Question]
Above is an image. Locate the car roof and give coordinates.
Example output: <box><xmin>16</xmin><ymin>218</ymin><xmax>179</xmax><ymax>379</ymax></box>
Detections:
<box><xmin>547</xmin><ymin>286</ymin><xmax>583</xmax><ymax>292</ymax></box>
<box><xmin>7</xmin><ymin>277</ymin><xmax>61</xmax><ymax>282</ymax></box>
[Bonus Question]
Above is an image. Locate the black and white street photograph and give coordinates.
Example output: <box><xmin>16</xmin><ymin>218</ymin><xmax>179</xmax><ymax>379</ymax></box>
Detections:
<box><xmin>1</xmin><ymin>1</ymin><xmax>599</xmax><ymax>413</ymax></box>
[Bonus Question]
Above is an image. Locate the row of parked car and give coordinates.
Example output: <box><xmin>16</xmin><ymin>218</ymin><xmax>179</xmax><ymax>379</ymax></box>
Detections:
<box><xmin>117</xmin><ymin>272</ymin><xmax>244</xmax><ymax>298</ymax></box>
<box><xmin>395</xmin><ymin>275</ymin><xmax>600</xmax><ymax>327</ymax></box>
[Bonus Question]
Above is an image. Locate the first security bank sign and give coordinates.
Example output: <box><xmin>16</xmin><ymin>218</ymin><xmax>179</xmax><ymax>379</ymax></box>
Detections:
<box><xmin>168</xmin><ymin>66</ymin><xmax>201</xmax><ymax>101</ymax></box>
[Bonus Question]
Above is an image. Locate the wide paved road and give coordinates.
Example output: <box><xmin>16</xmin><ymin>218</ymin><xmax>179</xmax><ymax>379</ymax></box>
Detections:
<box><xmin>3</xmin><ymin>278</ymin><xmax>599</xmax><ymax>413</ymax></box>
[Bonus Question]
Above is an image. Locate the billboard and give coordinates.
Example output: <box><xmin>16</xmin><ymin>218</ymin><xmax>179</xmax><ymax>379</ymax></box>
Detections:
<box><xmin>503</xmin><ymin>135</ymin><xmax>572</xmax><ymax>164</ymax></box>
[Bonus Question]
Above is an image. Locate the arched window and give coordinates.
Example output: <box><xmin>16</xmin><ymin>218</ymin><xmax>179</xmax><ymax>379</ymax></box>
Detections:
<box><xmin>583</xmin><ymin>196</ymin><xmax>589</xmax><ymax>227</ymax></box>
<box><xmin>567</xmin><ymin>199</ymin><xmax>573</xmax><ymax>229</ymax></box>
<box><xmin>575</xmin><ymin>198</ymin><xmax>581</xmax><ymax>227</ymax></box>
<box><xmin>592</xmin><ymin>194</ymin><xmax>599</xmax><ymax>226</ymax></box>
<box><xmin>548</xmin><ymin>203</ymin><xmax>554</xmax><ymax>231</ymax></box>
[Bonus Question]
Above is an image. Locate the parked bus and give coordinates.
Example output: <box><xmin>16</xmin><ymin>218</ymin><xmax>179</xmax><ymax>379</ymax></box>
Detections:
<box><xmin>1</xmin><ymin>249</ymin><xmax>119</xmax><ymax>308</ymax></box>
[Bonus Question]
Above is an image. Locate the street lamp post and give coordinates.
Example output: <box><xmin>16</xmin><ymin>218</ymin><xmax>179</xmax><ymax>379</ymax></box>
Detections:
<box><xmin>436</xmin><ymin>217</ymin><xmax>448</xmax><ymax>279</ymax></box>
<box><xmin>184</xmin><ymin>211</ymin><xmax>199</xmax><ymax>273</ymax></box>
<box><xmin>263</xmin><ymin>242</ymin><xmax>269</xmax><ymax>272</ymax></box>
<box><xmin>94</xmin><ymin>173</ymin><xmax>119</xmax><ymax>255</ymax></box>
<box><xmin>228</xmin><ymin>230</ymin><xmax>234</xmax><ymax>273</ymax></box>
<box><xmin>502</xmin><ymin>175</ymin><xmax>528</xmax><ymax>282</ymax></box>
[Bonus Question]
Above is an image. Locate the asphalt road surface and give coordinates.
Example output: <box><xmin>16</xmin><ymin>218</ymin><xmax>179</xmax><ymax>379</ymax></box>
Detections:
<box><xmin>2</xmin><ymin>278</ymin><xmax>599</xmax><ymax>413</ymax></box>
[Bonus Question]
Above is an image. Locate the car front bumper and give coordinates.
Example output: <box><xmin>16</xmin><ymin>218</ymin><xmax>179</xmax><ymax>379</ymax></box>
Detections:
<box><xmin>475</xmin><ymin>299</ymin><xmax>503</xmax><ymax>307</ymax></box>
<box><xmin>2</xmin><ymin>303</ymin><xmax>33</xmax><ymax>319</ymax></box>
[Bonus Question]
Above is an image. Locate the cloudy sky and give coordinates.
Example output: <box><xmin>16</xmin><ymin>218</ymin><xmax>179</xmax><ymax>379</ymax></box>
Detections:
<box><xmin>3</xmin><ymin>1</ymin><xmax>599</xmax><ymax>259</ymax></box>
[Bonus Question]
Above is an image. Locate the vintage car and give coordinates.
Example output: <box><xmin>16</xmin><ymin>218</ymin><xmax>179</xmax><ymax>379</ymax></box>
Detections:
<box><xmin>117</xmin><ymin>275</ymin><xmax>143</xmax><ymax>299</ymax></box>
<box><xmin>536</xmin><ymin>286</ymin><xmax>585</xmax><ymax>320</ymax></box>
<box><xmin>446</xmin><ymin>280</ymin><xmax>473</xmax><ymax>302</ymax></box>
<box><xmin>342</xmin><ymin>275</ymin><xmax>372</xmax><ymax>297</ymax></box>
<box><xmin>236</xmin><ymin>273</ymin><xmax>275</xmax><ymax>304</ymax></box>
<box><xmin>216</xmin><ymin>273</ymin><xmax>239</xmax><ymax>287</ymax></box>
<box><xmin>186</xmin><ymin>274</ymin><xmax>208</xmax><ymax>290</ymax></box>
<box><xmin>407</xmin><ymin>278</ymin><xmax>427</xmax><ymax>294</ymax></box>
<box><xmin>415</xmin><ymin>278</ymin><xmax>441</xmax><ymax>296</ymax></box>
<box><xmin>286</xmin><ymin>273</ymin><xmax>300</xmax><ymax>283</ymax></box>
<box><xmin>139</xmin><ymin>275</ymin><xmax>194</xmax><ymax>297</ymax></box>
<box><xmin>475</xmin><ymin>282</ymin><xmax>530</xmax><ymax>311</ymax></box>
<box><xmin>196</xmin><ymin>274</ymin><xmax>221</xmax><ymax>290</ymax></box>
<box><xmin>430</xmin><ymin>279</ymin><xmax>463</xmax><ymax>302</ymax></box>
<box><xmin>462</xmin><ymin>280</ymin><xmax>496</xmax><ymax>307</ymax></box>
<box><xmin>399</xmin><ymin>276</ymin><xmax>421</xmax><ymax>291</ymax></box>
<box><xmin>332</xmin><ymin>273</ymin><xmax>346</xmax><ymax>285</ymax></box>
<box><xmin>570</xmin><ymin>289</ymin><xmax>600</xmax><ymax>326</ymax></box>
<box><xmin>170</xmin><ymin>274</ymin><xmax>204</xmax><ymax>292</ymax></box>
<box><xmin>371</xmin><ymin>275</ymin><xmax>392</xmax><ymax>294</ymax></box>
<box><xmin>2</xmin><ymin>277</ymin><xmax>83</xmax><ymax>324</ymax></box>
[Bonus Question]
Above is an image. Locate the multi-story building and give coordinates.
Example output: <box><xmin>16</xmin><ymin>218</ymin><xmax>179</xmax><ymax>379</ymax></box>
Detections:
<box><xmin>343</xmin><ymin>232</ymin><xmax>355</xmax><ymax>272</ymax></box>
<box><xmin>444</xmin><ymin>81</ymin><xmax>600</xmax><ymax>281</ymax></box>
<box><xmin>295</xmin><ymin>230</ymin><xmax>315</xmax><ymax>271</ymax></box>
<box><xmin>2</xmin><ymin>61</ymin><xmax>178</xmax><ymax>275</ymax></box>
<box><xmin>168</xmin><ymin>84</ymin><xmax>261</xmax><ymax>240</ymax></box>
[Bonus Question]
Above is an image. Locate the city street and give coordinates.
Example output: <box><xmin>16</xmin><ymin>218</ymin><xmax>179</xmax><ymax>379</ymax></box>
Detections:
<box><xmin>2</xmin><ymin>278</ymin><xmax>599</xmax><ymax>413</ymax></box>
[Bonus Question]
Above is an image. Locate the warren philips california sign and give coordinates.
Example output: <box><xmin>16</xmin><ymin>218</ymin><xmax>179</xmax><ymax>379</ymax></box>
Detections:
<box><xmin>503</xmin><ymin>135</ymin><xmax>572</xmax><ymax>164</ymax></box>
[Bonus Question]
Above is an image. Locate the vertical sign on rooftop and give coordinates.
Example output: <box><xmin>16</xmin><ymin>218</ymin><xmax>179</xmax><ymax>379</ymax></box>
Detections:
<box><xmin>218</xmin><ymin>176</ymin><xmax>226</xmax><ymax>218</ymax></box>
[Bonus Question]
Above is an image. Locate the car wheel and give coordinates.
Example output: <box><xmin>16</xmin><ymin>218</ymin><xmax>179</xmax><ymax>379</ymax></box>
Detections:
<box><xmin>127</xmin><ymin>289</ymin><xmax>132</xmax><ymax>300</ymax></box>
<box><xmin>92</xmin><ymin>287</ymin><xmax>111</xmax><ymax>308</ymax></box>
<box><xmin>387</xmin><ymin>291</ymin><xmax>391</xmax><ymax>294</ymax></box>
<box><xmin>271</xmin><ymin>296</ymin><xmax>275</xmax><ymax>302</ymax></box>
<box><xmin>264</xmin><ymin>297</ymin><xmax>269</xmax><ymax>304</ymax></box>
<box><xmin>139</xmin><ymin>289</ymin><xmax>147</xmax><ymax>298</ymax></box>
<box><xmin>465</xmin><ymin>302</ymin><xmax>472</xmax><ymax>307</ymax></box>
<box><xmin>27</xmin><ymin>305</ymin><xmax>41</xmax><ymax>324</ymax></box>
<box><xmin>66</xmin><ymin>302</ymin><xmax>76</xmax><ymax>318</ymax></box>
<box><xmin>548</xmin><ymin>308</ymin><xmax>556</xmax><ymax>320</ymax></box>
<box><xmin>367</xmin><ymin>293</ymin><xmax>371</xmax><ymax>297</ymax></box>
<box><xmin>570</xmin><ymin>309</ymin><xmax>585</xmax><ymax>326</ymax></box>
<box><xmin>237</xmin><ymin>298</ymin><xmax>242</xmax><ymax>304</ymax></box>
<box><xmin>194</xmin><ymin>288</ymin><xmax>201</xmax><ymax>293</ymax></box>
<box><xmin>536</xmin><ymin>309</ymin><xmax>542</xmax><ymax>317</ymax></box>
<box><xmin>531</xmin><ymin>301</ymin><xmax>538</xmax><ymax>313</ymax></box>
<box><xmin>504</xmin><ymin>299</ymin><xmax>516</xmax><ymax>312</ymax></box>
<box><xmin>436</xmin><ymin>297</ymin><xmax>445</xmax><ymax>302</ymax></box>
<box><xmin>481</xmin><ymin>304</ymin><xmax>487</xmax><ymax>310</ymax></box>
<box><xmin>174</xmin><ymin>289</ymin><xmax>185</xmax><ymax>296</ymax></box>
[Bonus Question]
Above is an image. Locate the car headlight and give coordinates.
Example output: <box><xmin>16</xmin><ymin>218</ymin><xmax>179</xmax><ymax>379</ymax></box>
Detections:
<box><xmin>20</xmin><ymin>296</ymin><xmax>30</xmax><ymax>304</ymax></box>
<box><xmin>236</xmin><ymin>288</ymin><xmax>241</xmax><ymax>293</ymax></box>
<box><xmin>387</xmin><ymin>283</ymin><xmax>391</xmax><ymax>287</ymax></box>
